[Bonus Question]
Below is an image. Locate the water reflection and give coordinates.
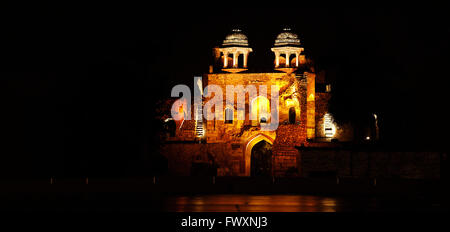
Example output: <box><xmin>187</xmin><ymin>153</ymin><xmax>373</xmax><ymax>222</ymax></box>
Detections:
<box><xmin>164</xmin><ymin>195</ymin><xmax>340</xmax><ymax>212</ymax></box>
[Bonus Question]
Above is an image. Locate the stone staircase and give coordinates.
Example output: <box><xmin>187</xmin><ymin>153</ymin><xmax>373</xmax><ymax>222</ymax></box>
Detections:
<box><xmin>195</xmin><ymin>105</ymin><xmax>204</xmax><ymax>137</ymax></box>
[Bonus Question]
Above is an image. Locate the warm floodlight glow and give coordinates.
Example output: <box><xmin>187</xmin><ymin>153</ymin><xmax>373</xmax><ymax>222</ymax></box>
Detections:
<box><xmin>274</xmin><ymin>28</ymin><xmax>301</xmax><ymax>46</ymax></box>
<box><xmin>251</xmin><ymin>96</ymin><xmax>270</xmax><ymax>123</ymax></box>
<box><xmin>323</xmin><ymin>113</ymin><xmax>336</xmax><ymax>138</ymax></box>
<box><xmin>222</xmin><ymin>29</ymin><xmax>249</xmax><ymax>47</ymax></box>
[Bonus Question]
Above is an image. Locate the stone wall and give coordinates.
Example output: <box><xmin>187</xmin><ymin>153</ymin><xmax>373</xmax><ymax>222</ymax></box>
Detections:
<box><xmin>162</xmin><ymin>70</ymin><xmax>339</xmax><ymax>177</ymax></box>
<box><xmin>272</xmin><ymin>146</ymin><xmax>299</xmax><ymax>176</ymax></box>
<box><xmin>162</xmin><ymin>142</ymin><xmax>243</xmax><ymax>176</ymax></box>
<box><xmin>162</xmin><ymin>142</ymin><xmax>442</xmax><ymax>179</ymax></box>
<box><xmin>300</xmin><ymin>150</ymin><xmax>441</xmax><ymax>179</ymax></box>
<box><xmin>203</xmin><ymin>72</ymin><xmax>296</xmax><ymax>141</ymax></box>
<box><xmin>315</xmin><ymin>92</ymin><xmax>330</xmax><ymax>139</ymax></box>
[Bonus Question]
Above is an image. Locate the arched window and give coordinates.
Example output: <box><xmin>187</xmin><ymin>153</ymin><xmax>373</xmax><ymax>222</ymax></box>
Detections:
<box><xmin>251</xmin><ymin>96</ymin><xmax>270</xmax><ymax>126</ymax></box>
<box><xmin>225</xmin><ymin>108</ymin><xmax>233</xmax><ymax>124</ymax></box>
<box><xmin>289</xmin><ymin>107</ymin><xmax>296</xmax><ymax>124</ymax></box>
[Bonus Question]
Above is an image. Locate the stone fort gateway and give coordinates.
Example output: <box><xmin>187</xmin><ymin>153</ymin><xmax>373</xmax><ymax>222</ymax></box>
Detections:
<box><xmin>158</xmin><ymin>28</ymin><xmax>440</xmax><ymax>179</ymax></box>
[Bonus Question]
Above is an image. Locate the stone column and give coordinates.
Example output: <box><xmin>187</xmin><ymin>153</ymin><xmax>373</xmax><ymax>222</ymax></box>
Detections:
<box><xmin>223</xmin><ymin>52</ymin><xmax>228</xmax><ymax>68</ymax></box>
<box><xmin>275</xmin><ymin>52</ymin><xmax>279</xmax><ymax>68</ymax></box>
<box><xmin>233</xmin><ymin>52</ymin><xmax>238</xmax><ymax>68</ymax></box>
<box><xmin>285</xmin><ymin>52</ymin><xmax>290</xmax><ymax>67</ymax></box>
<box><xmin>306</xmin><ymin>72</ymin><xmax>316</xmax><ymax>139</ymax></box>
<box><xmin>243</xmin><ymin>52</ymin><xmax>248</xmax><ymax>68</ymax></box>
<box><xmin>295</xmin><ymin>52</ymin><xmax>299</xmax><ymax>67</ymax></box>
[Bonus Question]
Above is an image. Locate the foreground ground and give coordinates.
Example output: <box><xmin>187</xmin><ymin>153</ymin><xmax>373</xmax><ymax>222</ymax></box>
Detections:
<box><xmin>0</xmin><ymin>177</ymin><xmax>446</xmax><ymax>212</ymax></box>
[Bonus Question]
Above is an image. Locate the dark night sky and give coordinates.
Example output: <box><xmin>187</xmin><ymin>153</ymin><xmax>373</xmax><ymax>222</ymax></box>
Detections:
<box><xmin>1</xmin><ymin>5</ymin><xmax>449</xmax><ymax>178</ymax></box>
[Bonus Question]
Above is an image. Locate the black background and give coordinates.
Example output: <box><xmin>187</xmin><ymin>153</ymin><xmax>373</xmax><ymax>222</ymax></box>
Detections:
<box><xmin>2</xmin><ymin>5</ymin><xmax>449</xmax><ymax>178</ymax></box>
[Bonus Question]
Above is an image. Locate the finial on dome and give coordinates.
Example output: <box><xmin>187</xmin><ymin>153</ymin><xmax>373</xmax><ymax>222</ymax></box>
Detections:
<box><xmin>222</xmin><ymin>28</ymin><xmax>249</xmax><ymax>47</ymax></box>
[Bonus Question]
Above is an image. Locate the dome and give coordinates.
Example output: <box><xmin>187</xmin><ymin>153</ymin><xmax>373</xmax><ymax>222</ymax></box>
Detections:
<box><xmin>274</xmin><ymin>28</ymin><xmax>301</xmax><ymax>47</ymax></box>
<box><xmin>222</xmin><ymin>29</ymin><xmax>249</xmax><ymax>47</ymax></box>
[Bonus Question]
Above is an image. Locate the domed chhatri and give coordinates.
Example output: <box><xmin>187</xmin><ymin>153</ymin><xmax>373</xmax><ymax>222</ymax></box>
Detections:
<box><xmin>218</xmin><ymin>29</ymin><xmax>253</xmax><ymax>72</ymax></box>
<box><xmin>223</xmin><ymin>29</ymin><xmax>249</xmax><ymax>47</ymax></box>
<box><xmin>274</xmin><ymin>28</ymin><xmax>301</xmax><ymax>47</ymax></box>
<box><xmin>214</xmin><ymin>28</ymin><xmax>305</xmax><ymax>73</ymax></box>
<box><xmin>271</xmin><ymin>28</ymin><xmax>305</xmax><ymax>70</ymax></box>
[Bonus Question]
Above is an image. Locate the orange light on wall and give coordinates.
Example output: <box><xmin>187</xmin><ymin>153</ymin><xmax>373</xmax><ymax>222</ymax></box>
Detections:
<box><xmin>323</xmin><ymin>113</ymin><xmax>336</xmax><ymax>138</ymax></box>
<box><xmin>251</xmin><ymin>96</ymin><xmax>270</xmax><ymax>124</ymax></box>
<box><xmin>306</xmin><ymin>72</ymin><xmax>315</xmax><ymax>139</ymax></box>
<box><xmin>285</xmin><ymin>98</ymin><xmax>294</xmax><ymax>108</ymax></box>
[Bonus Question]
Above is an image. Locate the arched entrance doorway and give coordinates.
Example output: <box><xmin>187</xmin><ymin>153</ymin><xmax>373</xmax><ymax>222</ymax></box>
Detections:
<box><xmin>289</xmin><ymin>107</ymin><xmax>296</xmax><ymax>124</ymax></box>
<box><xmin>244</xmin><ymin>133</ymin><xmax>275</xmax><ymax>176</ymax></box>
<box><xmin>251</xmin><ymin>140</ymin><xmax>273</xmax><ymax>176</ymax></box>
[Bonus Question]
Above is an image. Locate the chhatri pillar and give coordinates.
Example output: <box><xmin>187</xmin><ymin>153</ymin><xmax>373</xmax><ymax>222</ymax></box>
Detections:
<box><xmin>223</xmin><ymin>52</ymin><xmax>228</xmax><ymax>68</ymax></box>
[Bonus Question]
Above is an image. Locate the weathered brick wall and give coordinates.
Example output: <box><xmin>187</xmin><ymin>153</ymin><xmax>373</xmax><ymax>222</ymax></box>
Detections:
<box><xmin>204</xmin><ymin>72</ymin><xmax>296</xmax><ymax>142</ymax></box>
<box><xmin>273</xmin><ymin>124</ymin><xmax>306</xmax><ymax>148</ymax></box>
<box><xmin>162</xmin><ymin>142</ymin><xmax>245</xmax><ymax>176</ymax></box>
<box><xmin>315</xmin><ymin>93</ymin><xmax>330</xmax><ymax>138</ymax></box>
<box><xmin>202</xmin><ymin>72</ymin><xmax>309</xmax><ymax>177</ymax></box>
<box><xmin>162</xmin><ymin>143</ymin><xmax>204</xmax><ymax>176</ymax></box>
<box><xmin>163</xmin><ymin>70</ymin><xmax>338</xmax><ymax>177</ymax></box>
<box><xmin>272</xmin><ymin>146</ymin><xmax>299</xmax><ymax>176</ymax></box>
<box><xmin>162</xmin><ymin>142</ymin><xmax>441</xmax><ymax>179</ymax></box>
<box><xmin>272</xmin><ymin>123</ymin><xmax>306</xmax><ymax>176</ymax></box>
<box><xmin>301</xmin><ymin>150</ymin><xmax>441</xmax><ymax>179</ymax></box>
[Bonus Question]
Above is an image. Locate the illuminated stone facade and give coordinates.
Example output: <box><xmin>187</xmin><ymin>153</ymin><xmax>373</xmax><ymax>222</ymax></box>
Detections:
<box><xmin>162</xmin><ymin>29</ymin><xmax>348</xmax><ymax>176</ymax></box>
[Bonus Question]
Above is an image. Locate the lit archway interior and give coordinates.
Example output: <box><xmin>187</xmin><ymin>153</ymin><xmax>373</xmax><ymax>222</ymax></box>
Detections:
<box><xmin>251</xmin><ymin>96</ymin><xmax>270</xmax><ymax>124</ymax></box>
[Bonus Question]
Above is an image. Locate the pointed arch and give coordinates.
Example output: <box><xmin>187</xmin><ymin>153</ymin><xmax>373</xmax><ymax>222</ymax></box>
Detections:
<box><xmin>243</xmin><ymin>133</ymin><xmax>276</xmax><ymax>176</ymax></box>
